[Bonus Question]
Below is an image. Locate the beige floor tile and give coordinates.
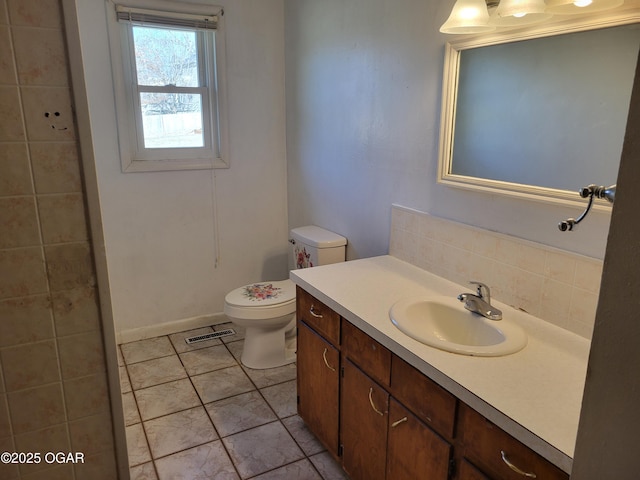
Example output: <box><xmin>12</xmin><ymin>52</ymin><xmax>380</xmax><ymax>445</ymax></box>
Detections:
<box><xmin>226</xmin><ymin>340</ymin><xmax>244</xmax><ymax>361</ymax></box>
<box><xmin>309</xmin><ymin>452</ymin><xmax>349</xmax><ymax>480</ymax></box>
<box><xmin>120</xmin><ymin>366</ymin><xmax>131</xmax><ymax>393</ymax></box>
<box><xmin>251</xmin><ymin>459</ymin><xmax>322</xmax><ymax>480</ymax></box>
<box><xmin>191</xmin><ymin>366</ymin><xmax>254</xmax><ymax>404</ymax></box>
<box><xmin>126</xmin><ymin>423</ymin><xmax>151</xmax><ymax>467</ymax></box>
<box><xmin>121</xmin><ymin>337</ymin><xmax>174</xmax><ymax>364</ymax></box>
<box><xmin>169</xmin><ymin>327</ymin><xmax>220</xmax><ymax>354</ymax></box>
<box><xmin>242</xmin><ymin>362</ymin><xmax>297</xmax><ymax>389</ymax></box>
<box><xmin>179</xmin><ymin>344</ymin><xmax>237</xmax><ymax>376</ymax></box>
<box><xmin>130</xmin><ymin>462</ymin><xmax>158</xmax><ymax>480</ymax></box>
<box><xmin>222</xmin><ymin>421</ymin><xmax>304</xmax><ymax>479</ymax></box>
<box><xmin>123</xmin><ymin>391</ymin><xmax>140</xmax><ymax>426</ymax></box>
<box><xmin>154</xmin><ymin>441</ymin><xmax>239</xmax><ymax>480</ymax></box>
<box><xmin>135</xmin><ymin>379</ymin><xmax>201</xmax><ymax>421</ymax></box>
<box><xmin>127</xmin><ymin>355</ymin><xmax>187</xmax><ymax>390</ymax></box>
<box><xmin>261</xmin><ymin>380</ymin><xmax>297</xmax><ymax>418</ymax></box>
<box><xmin>281</xmin><ymin>415</ymin><xmax>325</xmax><ymax>456</ymax></box>
<box><xmin>144</xmin><ymin>406</ymin><xmax>217</xmax><ymax>459</ymax></box>
<box><xmin>205</xmin><ymin>390</ymin><xmax>277</xmax><ymax>437</ymax></box>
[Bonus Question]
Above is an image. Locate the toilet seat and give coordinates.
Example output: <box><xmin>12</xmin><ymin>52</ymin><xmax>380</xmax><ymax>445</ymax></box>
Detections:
<box><xmin>224</xmin><ymin>279</ymin><xmax>296</xmax><ymax>320</ymax></box>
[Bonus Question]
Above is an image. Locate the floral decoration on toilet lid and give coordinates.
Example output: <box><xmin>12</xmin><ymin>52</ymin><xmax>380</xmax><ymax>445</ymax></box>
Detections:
<box><xmin>243</xmin><ymin>283</ymin><xmax>282</xmax><ymax>301</ymax></box>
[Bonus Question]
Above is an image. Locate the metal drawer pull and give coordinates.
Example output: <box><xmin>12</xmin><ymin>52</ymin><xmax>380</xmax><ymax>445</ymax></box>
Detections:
<box><xmin>309</xmin><ymin>305</ymin><xmax>323</xmax><ymax>318</ymax></box>
<box><xmin>368</xmin><ymin>388</ymin><xmax>385</xmax><ymax>416</ymax></box>
<box><xmin>391</xmin><ymin>417</ymin><xmax>408</xmax><ymax>428</ymax></box>
<box><xmin>500</xmin><ymin>451</ymin><xmax>537</xmax><ymax>478</ymax></box>
<box><xmin>322</xmin><ymin>348</ymin><xmax>336</xmax><ymax>371</ymax></box>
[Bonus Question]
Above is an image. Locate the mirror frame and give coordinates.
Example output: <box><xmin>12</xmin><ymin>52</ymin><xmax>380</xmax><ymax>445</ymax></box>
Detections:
<box><xmin>437</xmin><ymin>12</ymin><xmax>640</xmax><ymax>208</ymax></box>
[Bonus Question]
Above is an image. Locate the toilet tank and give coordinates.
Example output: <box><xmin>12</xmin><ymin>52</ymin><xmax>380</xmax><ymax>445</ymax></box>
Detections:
<box><xmin>290</xmin><ymin>225</ymin><xmax>347</xmax><ymax>269</ymax></box>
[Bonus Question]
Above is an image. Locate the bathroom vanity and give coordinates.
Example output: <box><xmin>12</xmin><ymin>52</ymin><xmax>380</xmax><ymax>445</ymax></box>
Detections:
<box><xmin>291</xmin><ymin>256</ymin><xmax>589</xmax><ymax>479</ymax></box>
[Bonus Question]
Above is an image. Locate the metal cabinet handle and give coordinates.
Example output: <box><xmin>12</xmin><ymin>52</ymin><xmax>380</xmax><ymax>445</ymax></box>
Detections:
<box><xmin>368</xmin><ymin>388</ymin><xmax>385</xmax><ymax>416</ymax></box>
<box><xmin>309</xmin><ymin>304</ymin><xmax>323</xmax><ymax>318</ymax></box>
<box><xmin>500</xmin><ymin>451</ymin><xmax>537</xmax><ymax>478</ymax></box>
<box><xmin>322</xmin><ymin>348</ymin><xmax>336</xmax><ymax>372</ymax></box>
<box><xmin>391</xmin><ymin>417</ymin><xmax>408</xmax><ymax>428</ymax></box>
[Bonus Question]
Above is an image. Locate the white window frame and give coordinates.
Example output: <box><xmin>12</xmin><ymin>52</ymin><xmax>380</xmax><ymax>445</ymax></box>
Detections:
<box><xmin>106</xmin><ymin>0</ymin><xmax>229</xmax><ymax>172</ymax></box>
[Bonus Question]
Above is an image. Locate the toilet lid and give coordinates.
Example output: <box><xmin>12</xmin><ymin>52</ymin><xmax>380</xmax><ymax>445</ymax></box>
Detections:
<box><xmin>225</xmin><ymin>279</ymin><xmax>296</xmax><ymax>308</ymax></box>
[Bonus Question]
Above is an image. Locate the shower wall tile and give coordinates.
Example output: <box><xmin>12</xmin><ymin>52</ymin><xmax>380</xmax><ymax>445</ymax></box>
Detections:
<box><xmin>51</xmin><ymin>287</ymin><xmax>100</xmax><ymax>336</ymax></box>
<box><xmin>0</xmin><ymin>295</ymin><xmax>53</xmax><ymax>348</ymax></box>
<box><xmin>57</xmin><ymin>330</ymin><xmax>106</xmax><ymax>379</ymax></box>
<box><xmin>0</xmin><ymin>144</ymin><xmax>32</xmax><ymax>196</ymax></box>
<box><xmin>0</xmin><ymin>86</ymin><xmax>25</xmax><ymax>141</ymax></box>
<box><xmin>1</xmin><ymin>340</ymin><xmax>60</xmax><ymax>391</ymax></box>
<box><xmin>0</xmin><ymin>393</ymin><xmax>9</xmax><ymax>437</ymax></box>
<box><xmin>0</xmin><ymin>197</ymin><xmax>40</xmax><ymax>248</ymax></box>
<box><xmin>63</xmin><ymin>373</ymin><xmax>110</xmax><ymax>421</ymax></box>
<box><xmin>0</xmin><ymin>247</ymin><xmax>48</xmax><ymax>297</ymax></box>
<box><xmin>390</xmin><ymin>205</ymin><xmax>602</xmax><ymax>339</ymax></box>
<box><xmin>7</xmin><ymin>0</ymin><xmax>63</xmax><ymax>28</ymax></box>
<box><xmin>37</xmin><ymin>193</ymin><xmax>88</xmax><ymax>244</ymax></box>
<box><xmin>0</xmin><ymin>26</ymin><xmax>16</xmax><ymax>84</ymax></box>
<box><xmin>68</xmin><ymin>412</ymin><xmax>115</xmax><ymax>456</ymax></box>
<box><xmin>20</xmin><ymin>87</ymin><xmax>75</xmax><ymax>142</ymax></box>
<box><xmin>7</xmin><ymin>383</ymin><xmax>66</xmax><ymax>434</ymax></box>
<box><xmin>13</xmin><ymin>424</ymin><xmax>69</xmax><ymax>475</ymax></box>
<box><xmin>44</xmin><ymin>242</ymin><xmax>94</xmax><ymax>292</ymax></box>
<box><xmin>0</xmin><ymin>0</ymin><xmax>8</xmax><ymax>24</ymax></box>
<box><xmin>11</xmin><ymin>27</ymin><xmax>68</xmax><ymax>86</ymax></box>
<box><xmin>30</xmin><ymin>142</ymin><xmax>81</xmax><ymax>194</ymax></box>
<box><xmin>0</xmin><ymin>2</ymin><xmax>117</xmax><ymax>477</ymax></box>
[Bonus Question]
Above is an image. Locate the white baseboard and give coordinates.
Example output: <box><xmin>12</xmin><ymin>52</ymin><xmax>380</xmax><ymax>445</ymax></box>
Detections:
<box><xmin>117</xmin><ymin>312</ymin><xmax>230</xmax><ymax>345</ymax></box>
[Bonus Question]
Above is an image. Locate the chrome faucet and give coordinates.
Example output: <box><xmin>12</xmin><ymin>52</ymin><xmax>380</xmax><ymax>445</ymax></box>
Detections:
<box><xmin>457</xmin><ymin>281</ymin><xmax>502</xmax><ymax>320</ymax></box>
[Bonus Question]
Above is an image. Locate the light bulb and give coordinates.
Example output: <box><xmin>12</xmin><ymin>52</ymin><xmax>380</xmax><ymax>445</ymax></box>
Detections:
<box><xmin>573</xmin><ymin>0</ymin><xmax>593</xmax><ymax>6</ymax></box>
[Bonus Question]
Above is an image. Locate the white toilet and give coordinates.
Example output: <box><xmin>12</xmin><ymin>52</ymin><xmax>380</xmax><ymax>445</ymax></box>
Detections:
<box><xmin>224</xmin><ymin>226</ymin><xmax>347</xmax><ymax>369</ymax></box>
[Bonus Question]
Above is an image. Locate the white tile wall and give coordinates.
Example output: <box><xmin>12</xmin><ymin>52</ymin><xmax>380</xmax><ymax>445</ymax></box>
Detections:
<box><xmin>389</xmin><ymin>205</ymin><xmax>602</xmax><ymax>339</ymax></box>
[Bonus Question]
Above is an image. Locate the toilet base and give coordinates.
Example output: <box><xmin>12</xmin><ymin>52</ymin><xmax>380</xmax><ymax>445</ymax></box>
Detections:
<box><xmin>239</xmin><ymin>320</ymin><xmax>297</xmax><ymax>370</ymax></box>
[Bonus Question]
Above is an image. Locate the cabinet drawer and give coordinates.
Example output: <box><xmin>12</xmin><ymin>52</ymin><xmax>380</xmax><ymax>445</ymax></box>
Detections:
<box><xmin>297</xmin><ymin>287</ymin><xmax>340</xmax><ymax>345</ymax></box>
<box><xmin>458</xmin><ymin>403</ymin><xmax>569</xmax><ymax>480</ymax></box>
<box><xmin>390</xmin><ymin>355</ymin><xmax>457</xmax><ymax>439</ymax></box>
<box><xmin>342</xmin><ymin>319</ymin><xmax>391</xmax><ymax>387</ymax></box>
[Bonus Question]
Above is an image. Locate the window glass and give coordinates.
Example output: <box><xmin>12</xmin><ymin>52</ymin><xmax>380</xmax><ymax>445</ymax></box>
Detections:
<box><xmin>139</xmin><ymin>92</ymin><xmax>204</xmax><ymax>148</ymax></box>
<box><xmin>132</xmin><ymin>26</ymin><xmax>199</xmax><ymax>87</ymax></box>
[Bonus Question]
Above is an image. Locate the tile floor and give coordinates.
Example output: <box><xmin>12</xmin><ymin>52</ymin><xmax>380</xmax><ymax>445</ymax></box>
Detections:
<box><xmin>119</xmin><ymin>323</ymin><xmax>349</xmax><ymax>480</ymax></box>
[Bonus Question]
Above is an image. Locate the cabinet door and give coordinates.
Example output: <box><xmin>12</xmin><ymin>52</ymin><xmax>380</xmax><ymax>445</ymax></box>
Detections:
<box><xmin>456</xmin><ymin>459</ymin><xmax>491</xmax><ymax>480</ymax></box>
<box><xmin>297</xmin><ymin>321</ymin><xmax>340</xmax><ymax>457</ymax></box>
<box><xmin>341</xmin><ymin>360</ymin><xmax>389</xmax><ymax>480</ymax></box>
<box><xmin>386</xmin><ymin>398</ymin><xmax>452</xmax><ymax>480</ymax></box>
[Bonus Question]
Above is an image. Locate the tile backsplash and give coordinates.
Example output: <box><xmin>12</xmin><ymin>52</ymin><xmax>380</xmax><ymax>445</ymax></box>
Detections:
<box><xmin>390</xmin><ymin>205</ymin><xmax>602</xmax><ymax>339</ymax></box>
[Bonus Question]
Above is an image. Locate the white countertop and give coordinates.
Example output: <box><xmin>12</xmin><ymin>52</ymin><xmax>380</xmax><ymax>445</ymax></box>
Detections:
<box><xmin>290</xmin><ymin>255</ymin><xmax>590</xmax><ymax>474</ymax></box>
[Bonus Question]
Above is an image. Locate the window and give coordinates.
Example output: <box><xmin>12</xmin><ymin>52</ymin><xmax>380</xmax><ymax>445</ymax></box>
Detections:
<box><xmin>108</xmin><ymin>1</ymin><xmax>228</xmax><ymax>172</ymax></box>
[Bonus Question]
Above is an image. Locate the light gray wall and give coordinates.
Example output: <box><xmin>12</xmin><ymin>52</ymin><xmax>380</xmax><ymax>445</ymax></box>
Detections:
<box><xmin>284</xmin><ymin>0</ymin><xmax>620</xmax><ymax>261</ymax></box>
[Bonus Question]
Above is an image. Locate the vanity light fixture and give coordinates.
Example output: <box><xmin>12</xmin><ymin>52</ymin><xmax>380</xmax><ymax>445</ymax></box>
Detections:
<box><xmin>440</xmin><ymin>0</ymin><xmax>625</xmax><ymax>33</ymax></box>
<box><xmin>440</xmin><ymin>0</ymin><xmax>496</xmax><ymax>34</ymax></box>
<box><xmin>491</xmin><ymin>0</ymin><xmax>552</xmax><ymax>26</ymax></box>
<box><xmin>546</xmin><ymin>0</ymin><xmax>624</xmax><ymax>14</ymax></box>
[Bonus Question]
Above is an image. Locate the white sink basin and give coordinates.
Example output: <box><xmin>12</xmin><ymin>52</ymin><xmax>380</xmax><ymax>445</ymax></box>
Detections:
<box><xmin>389</xmin><ymin>295</ymin><xmax>527</xmax><ymax>356</ymax></box>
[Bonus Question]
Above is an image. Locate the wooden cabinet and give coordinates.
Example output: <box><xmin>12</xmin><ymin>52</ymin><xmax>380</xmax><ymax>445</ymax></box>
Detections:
<box><xmin>296</xmin><ymin>287</ymin><xmax>569</xmax><ymax>480</ymax></box>
<box><xmin>296</xmin><ymin>288</ymin><xmax>341</xmax><ymax>458</ymax></box>
<box><xmin>456</xmin><ymin>403</ymin><xmax>569</xmax><ymax>480</ymax></box>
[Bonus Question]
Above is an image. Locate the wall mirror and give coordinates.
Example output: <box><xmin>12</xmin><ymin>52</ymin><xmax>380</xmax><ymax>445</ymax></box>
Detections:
<box><xmin>438</xmin><ymin>15</ymin><xmax>640</xmax><ymax>206</ymax></box>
